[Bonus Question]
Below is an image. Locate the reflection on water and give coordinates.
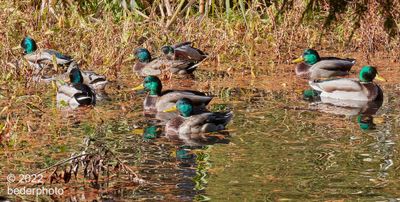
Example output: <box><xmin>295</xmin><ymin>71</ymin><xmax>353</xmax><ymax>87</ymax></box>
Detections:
<box><xmin>204</xmin><ymin>87</ymin><xmax>399</xmax><ymax>201</ymax></box>
<box><xmin>304</xmin><ymin>88</ymin><xmax>384</xmax><ymax>133</ymax></box>
<box><xmin>358</xmin><ymin>114</ymin><xmax>375</xmax><ymax>130</ymax></box>
<box><xmin>304</xmin><ymin>88</ymin><xmax>383</xmax><ymax>116</ymax></box>
<box><xmin>1</xmin><ymin>84</ymin><xmax>399</xmax><ymax>201</ymax></box>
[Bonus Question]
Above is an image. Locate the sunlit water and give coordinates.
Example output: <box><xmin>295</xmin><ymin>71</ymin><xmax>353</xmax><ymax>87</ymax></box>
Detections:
<box><xmin>1</xmin><ymin>71</ymin><xmax>399</xmax><ymax>201</ymax></box>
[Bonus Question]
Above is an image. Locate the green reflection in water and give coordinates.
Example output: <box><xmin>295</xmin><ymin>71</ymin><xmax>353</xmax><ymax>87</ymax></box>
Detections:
<box><xmin>205</xmin><ymin>91</ymin><xmax>400</xmax><ymax>201</ymax></box>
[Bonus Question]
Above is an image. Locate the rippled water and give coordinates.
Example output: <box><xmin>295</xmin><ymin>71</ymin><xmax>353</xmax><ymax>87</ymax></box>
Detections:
<box><xmin>206</xmin><ymin>88</ymin><xmax>400</xmax><ymax>201</ymax></box>
<box><xmin>1</xmin><ymin>69</ymin><xmax>399</xmax><ymax>201</ymax></box>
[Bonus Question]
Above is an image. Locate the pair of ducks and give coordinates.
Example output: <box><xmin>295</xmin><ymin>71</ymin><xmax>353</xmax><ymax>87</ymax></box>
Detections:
<box><xmin>133</xmin><ymin>42</ymin><xmax>207</xmax><ymax>77</ymax></box>
<box><xmin>21</xmin><ymin>36</ymin><xmax>107</xmax><ymax>108</ymax></box>
<box><xmin>292</xmin><ymin>49</ymin><xmax>386</xmax><ymax>103</ymax></box>
<box><xmin>133</xmin><ymin>76</ymin><xmax>232</xmax><ymax>137</ymax></box>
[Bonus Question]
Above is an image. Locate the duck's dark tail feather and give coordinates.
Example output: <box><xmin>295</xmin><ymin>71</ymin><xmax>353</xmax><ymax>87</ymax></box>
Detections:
<box><xmin>209</xmin><ymin>111</ymin><xmax>233</xmax><ymax>126</ymax></box>
<box><xmin>74</xmin><ymin>93</ymin><xmax>96</xmax><ymax>105</ymax></box>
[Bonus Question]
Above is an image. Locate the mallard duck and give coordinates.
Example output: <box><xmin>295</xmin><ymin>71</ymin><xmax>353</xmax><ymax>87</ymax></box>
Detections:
<box><xmin>21</xmin><ymin>36</ymin><xmax>73</xmax><ymax>70</ymax></box>
<box><xmin>292</xmin><ymin>49</ymin><xmax>356</xmax><ymax>80</ymax></box>
<box><xmin>309</xmin><ymin>66</ymin><xmax>385</xmax><ymax>103</ymax></box>
<box><xmin>133</xmin><ymin>48</ymin><xmax>197</xmax><ymax>77</ymax></box>
<box><xmin>133</xmin><ymin>76</ymin><xmax>212</xmax><ymax>115</ymax></box>
<box><xmin>161</xmin><ymin>42</ymin><xmax>207</xmax><ymax>63</ymax></box>
<box><xmin>163</xmin><ymin>98</ymin><xmax>232</xmax><ymax>136</ymax></box>
<box><xmin>66</xmin><ymin>62</ymin><xmax>107</xmax><ymax>92</ymax></box>
<box><xmin>56</xmin><ymin>68</ymin><xmax>96</xmax><ymax>109</ymax></box>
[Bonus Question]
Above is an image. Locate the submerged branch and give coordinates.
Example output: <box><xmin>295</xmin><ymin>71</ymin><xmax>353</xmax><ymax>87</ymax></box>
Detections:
<box><xmin>34</xmin><ymin>153</ymin><xmax>90</xmax><ymax>176</ymax></box>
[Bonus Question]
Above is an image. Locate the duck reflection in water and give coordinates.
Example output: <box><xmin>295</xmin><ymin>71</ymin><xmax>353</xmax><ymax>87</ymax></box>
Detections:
<box><xmin>303</xmin><ymin>88</ymin><xmax>383</xmax><ymax>117</ymax></box>
<box><xmin>142</xmin><ymin>125</ymin><xmax>162</xmax><ymax>140</ymax></box>
<box><xmin>303</xmin><ymin>88</ymin><xmax>383</xmax><ymax>131</ymax></box>
<box><xmin>357</xmin><ymin>114</ymin><xmax>375</xmax><ymax>130</ymax></box>
<box><xmin>166</xmin><ymin>130</ymin><xmax>231</xmax><ymax>146</ymax></box>
<box><xmin>175</xmin><ymin>145</ymin><xmax>210</xmax><ymax>201</ymax></box>
<box><xmin>138</xmin><ymin>122</ymin><xmax>230</xmax><ymax>146</ymax></box>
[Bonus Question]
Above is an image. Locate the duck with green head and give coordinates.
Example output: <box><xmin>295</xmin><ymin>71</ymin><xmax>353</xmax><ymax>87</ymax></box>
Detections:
<box><xmin>21</xmin><ymin>36</ymin><xmax>73</xmax><ymax>69</ymax></box>
<box><xmin>57</xmin><ymin>68</ymin><xmax>96</xmax><ymax>109</ymax></box>
<box><xmin>133</xmin><ymin>48</ymin><xmax>198</xmax><ymax>77</ymax></box>
<box><xmin>309</xmin><ymin>66</ymin><xmax>385</xmax><ymax>102</ymax></box>
<box><xmin>292</xmin><ymin>49</ymin><xmax>356</xmax><ymax>80</ymax></box>
<box><xmin>133</xmin><ymin>76</ymin><xmax>212</xmax><ymax>118</ymax></box>
<box><xmin>163</xmin><ymin>98</ymin><xmax>233</xmax><ymax>137</ymax></box>
<box><xmin>67</xmin><ymin>62</ymin><xmax>108</xmax><ymax>92</ymax></box>
<box><xmin>161</xmin><ymin>41</ymin><xmax>207</xmax><ymax>63</ymax></box>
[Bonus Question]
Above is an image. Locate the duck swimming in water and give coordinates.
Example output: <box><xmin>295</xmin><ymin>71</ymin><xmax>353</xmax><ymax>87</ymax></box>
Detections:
<box><xmin>309</xmin><ymin>66</ymin><xmax>385</xmax><ymax>103</ymax></box>
<box><xmin>133</xmin><ymin>48</ymin><xmax>198</xmax><ymax>77</ymax></box>
<box><xmin>21</xmin><ymin>36</ymin><xmax>73</xmax><ymax>70</ymax></box>
<box><xmin>57</xmin><ymin>68</ymin><xmax>96</xmax><ymax>109</ymax></box>
<box><xmin>292</xmin><ymin>49</ymin><xmax>356</xmax><ymax>80</ymax></box>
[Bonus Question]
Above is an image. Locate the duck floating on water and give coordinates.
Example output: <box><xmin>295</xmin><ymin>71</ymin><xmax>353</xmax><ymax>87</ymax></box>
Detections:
<box><xmin>57</xmin><ymin>68</ymin><xmax>96</xmax><ymax>109</ymax></box>
<box><xmin>292</xmin><ymin>49</ymin><xmax>356</xmax><ymax>80</ymax></box>
<box><xmin>21</xmin><ymin>36</ymin><xmax>73</xmax><ymax>70</ymax></box>
<box><xmin>133</xmin><ymin>48</ymin><xmax>199</xmax><ymax>77</ymax></box>
<box><xmin>309</xmin><ymin>66</ymin><xmax>385</xmax><ymax>104</ymax></box>
<box><xmin>161</xmin><ymin>42</ymin><xmax>207</xmax><ymax>63</ymax></box>
<box><xmin>163</xmin><ymin>98</ymin><xmax>232</xmax><ymax>136</ymax></box>
<box><xmin>66</xmin><ymin>62</ymin><xmax>108</xmax><ymax>92</ymax></box>
<box><xmin>133</xmin><ymin>76</ymin><xmax>212</xmax><ymax>116</ymax></box>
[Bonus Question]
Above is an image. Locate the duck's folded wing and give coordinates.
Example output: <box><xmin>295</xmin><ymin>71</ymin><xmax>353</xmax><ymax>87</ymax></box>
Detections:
<box><xmin>139</xmin><ymin>60</ymin><xmax>164</xmax><ymax>75</ymax></box>
<box><xmin>172</xmin><ymin>41</ymin><xmax>192</xmax><ymax>49</ymax></box>
<box><xmin>82</xmin><ymin>71</ymin><xmax>107</xmax><ymax>84</ymax></box>
<box><xmin>25</xmin><ymin>50</ymin><xmax>72</xmax><ymax>65</ymax></box>
<box><xmin>160</xmin><ymin>91</ymin><xmax>213</xmax><ymax>105</ymax></box>
<box><xmin>313</xmin><ymin>59</ymin><xmax>355</xmax><ymax>71</ymax></box>
<box><xmin>174</xmin><ymin>45</ymin><xmax>207</xmax><ymax>62</ymax></box>
<box><xmin>310</xmin><ymin>79</ymin><xmax>363</xmax><ymax>92</ymax></box>
<box><xmin>187</xmin><ymin>112</ymin><xmax>233</xmax><ymax>127</ymax></box>
<box><xmin>168</xmin><ymin>60</ymin><xmax>196</xmax><ymax>73</ymax></box>
<box><xmin>44</xmin><ymin>49</ymin><xmax>72</xmax><ymax>61</ymax></box>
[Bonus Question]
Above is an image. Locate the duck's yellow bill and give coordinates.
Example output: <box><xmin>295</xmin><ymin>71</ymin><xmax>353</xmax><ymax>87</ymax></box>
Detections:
<box><xmin>132</xmin><ymin>84</ymin><xmax>144</xmax><ymax>91</ymax></box>
<box><xmin>375</xmin><ymin>74</ymin><xmax>386</xmax><ymax>82</ymax></box>
<box><xmin>163</xmin><ymin>105</ymin><xmax>177</xmax><ymax>112</ymax></box>
<box><xmin>132</xmin><ymin>128</ymin><xmax>145</xmax><ymax>135</ymax></box>
<box><xmin>292</xmin><ymin>56</ymin><xmax>304</xmax><ymax>63</ymax></box>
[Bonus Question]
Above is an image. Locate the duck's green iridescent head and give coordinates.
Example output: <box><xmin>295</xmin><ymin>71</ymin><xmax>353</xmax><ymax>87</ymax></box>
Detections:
<box><xmin>134</xmin><ymin>48</ymin><xmax>151</xmax><ymax>62</ymax></box>
<box><xmin>292</xmin><ymin>49</ymin><xmax>320</xmax><ymax>65</ymax></box>
<box><xmin>175</xmin><ymin>98</ymin><xmax>193</xmax><ymax>117</ymax></box>
<box><xmin>143</xmin><ymin>76</ymin><xmax>162</xmax><ymax>95</ymax></box>
<box><xmin>164</xmin><ymin>98</ymin><xmax>194</xmax><ymax>116</ymax></box>
<box><xmin>161</xmin><ymin>46</ymin><xmax>174</xmax><ymax>55</ymax></box>
<box><xmin>69</xmin><ymin>68</ymin><xmax>83</xmax><ymax>84</ymax></box>
<box><xmin>303</xmin><ymin>49</ymin><xmax>320</xmax><ymax>65</ymax></box>
<box><xmin>21</xmin><ymin>36</ymin><xmax>37</xmax><ymax>54</ymax></box>
<box><xmin>359</xmin><ymin>66</ymin><xmax>386</xmax><ymax>82</ymax></box>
